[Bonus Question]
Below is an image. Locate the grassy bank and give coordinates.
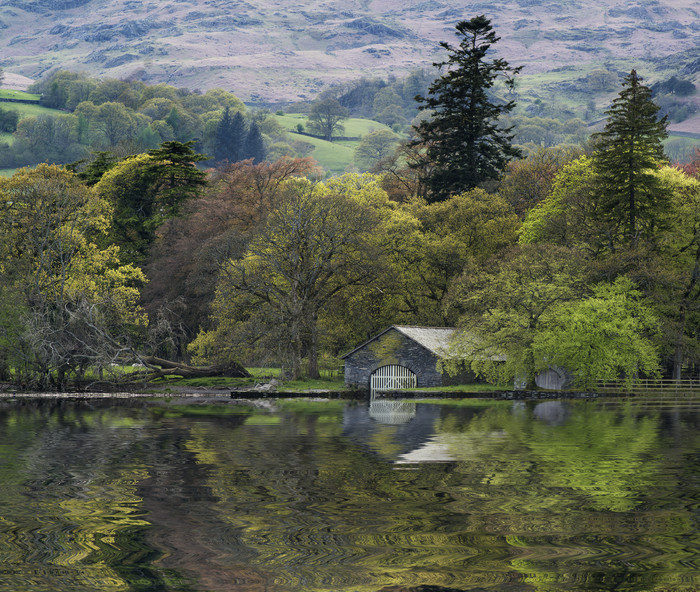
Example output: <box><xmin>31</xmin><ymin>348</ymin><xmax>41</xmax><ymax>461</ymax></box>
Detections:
<box><xmin>151</xmin><ymin>367</ymin><xmax>346</xmax><ymax>393</ymax></box>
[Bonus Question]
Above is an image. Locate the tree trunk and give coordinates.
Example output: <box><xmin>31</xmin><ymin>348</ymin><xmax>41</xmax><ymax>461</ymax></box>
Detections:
<box><xmin>136</xmin><ymin>356</ymin><xmax>251</xmax><ymax>381</ymax></box>
<box><xmin>307</xmin><ymin>313</ymin><xmax>320</xmax><ymax>379</ymax></box>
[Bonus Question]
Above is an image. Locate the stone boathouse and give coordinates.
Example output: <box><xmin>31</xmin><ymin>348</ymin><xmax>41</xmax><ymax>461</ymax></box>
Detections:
<box><xmin>342</xmin><ymin>325</ymin><xmax>457</xmax><ymax>393</ymax></box>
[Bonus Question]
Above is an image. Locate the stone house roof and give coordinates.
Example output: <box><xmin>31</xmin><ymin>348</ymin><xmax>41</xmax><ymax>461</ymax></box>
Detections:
<box><xmin>341</xmin><ymin>325</ymin><xmax>456</xmax><ymax>359</ymax></box>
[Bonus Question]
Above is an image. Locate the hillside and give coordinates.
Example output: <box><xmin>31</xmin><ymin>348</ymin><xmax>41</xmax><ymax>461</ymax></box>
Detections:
<box><xmin>2</xmin><ymin>0</ymin><xmax>700</xmax><ymax>106</ymax></box>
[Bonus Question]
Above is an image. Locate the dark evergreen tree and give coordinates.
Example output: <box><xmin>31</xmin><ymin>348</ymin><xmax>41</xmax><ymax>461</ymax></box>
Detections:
<box><xmin>96</xmin><ymin>141</ymin><xmax>208</xmax><ymax>265</ymax></box>
<box><xmin>243</xmin><ymin>121</ymin><xmax>266</xmax><ymax>163</ymax></box>
<box><xmin>67</xmin><ymin>151</ymin><xmax>119</xmax><ymax>186</ymax></box>
<box><xmin>214</xmin><ymin>107</ymin><xmax>245</xmax><ymax>164</ymax></box>
<box><xmin>229</xmin><ymin>111</ymin><xmax>246</xmax><ymax>162</ymax></box>
<box><xmin>145</xmin><ymin>140</ymin><xmax>208</xmax><ymax>215</ymax></box>
<box><xmin>165</xmin><ymin>107</ymin><xmax>182</xmax><ymax>140</ymax></box>
<box><xmin>592</xmin><ymin>70</ymin><xmax>668</xmax><ymax>246</ymax></box>
<box><xmin>412</xmin><ymin>15</ymin><xmax>521</xmax><ymax>202</ymax></box>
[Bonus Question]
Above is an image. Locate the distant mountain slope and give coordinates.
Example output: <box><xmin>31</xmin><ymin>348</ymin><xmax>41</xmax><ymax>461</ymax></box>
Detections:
<box><xmin>2</xmin><ymin>0</ymin><xmax>700</xmax><ymax>102</ymax></box>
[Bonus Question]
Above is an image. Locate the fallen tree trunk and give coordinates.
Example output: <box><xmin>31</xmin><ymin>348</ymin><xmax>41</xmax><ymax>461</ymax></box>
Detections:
<box><xmin>137</xmin><ymin>356</ymin><xmax>251</xmax><ymax>380</ymax></box>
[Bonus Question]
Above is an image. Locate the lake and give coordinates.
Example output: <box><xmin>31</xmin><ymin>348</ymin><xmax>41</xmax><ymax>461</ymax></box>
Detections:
<box><xmin>0</xmin><ymin>395</ymin><xmax>698</xmax><ymax>592</ymax></box>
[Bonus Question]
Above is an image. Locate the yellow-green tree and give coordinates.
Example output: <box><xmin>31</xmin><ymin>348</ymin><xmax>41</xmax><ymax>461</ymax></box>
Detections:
<box><xmin>0</xmin><ymin>165</ymin><xmax>146</xmax><ymax>389</ymax></box>
<box><xmin>391</xmin><ymin>189</ymin><xmax>520</xmax><ymax>325</ymax></box>
<box><xmin>444</xmin><ymin>243</ymin><xmax>583</xmax><ymax>387</ymax></box>
<box><xmin>533</xmin><ymin>277</ymin><xmax>660</xmax><ymax>388</ymax></box>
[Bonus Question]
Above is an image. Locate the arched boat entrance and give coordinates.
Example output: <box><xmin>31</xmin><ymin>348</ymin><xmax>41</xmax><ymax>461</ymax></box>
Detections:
<box><xmin>370</xmin><ymin>364</ymin><xmax>417</xmax><ymax>396</ymax></box>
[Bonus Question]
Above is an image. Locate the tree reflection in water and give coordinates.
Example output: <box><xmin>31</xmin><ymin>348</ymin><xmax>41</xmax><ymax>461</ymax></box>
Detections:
<box><xmin>0</xmin><ymin>397</ymin><xmax>698</xmax><ymax>592</ymax></box>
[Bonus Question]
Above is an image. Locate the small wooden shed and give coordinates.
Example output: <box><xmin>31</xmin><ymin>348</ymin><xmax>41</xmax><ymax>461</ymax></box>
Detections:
<box><xmin>342</xmin><ymin>325</ymin><xmax>457</xmax><ymax>393</ymax></box>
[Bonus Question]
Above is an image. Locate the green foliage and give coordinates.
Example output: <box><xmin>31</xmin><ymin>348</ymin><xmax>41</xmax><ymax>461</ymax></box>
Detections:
<box><xmin>95</xmin><ymin>141</ymin><xmax>207</xmax><ymax>265</ymax></box>
<box><xmin>392</xmin><ymin>189</ymin><xmax>520</xmax><ymax>325</ymax></box>
<box><xmin>444</xmin><ymin>244</ymin><xmax>583</xmax><ymax>387</ymax></box>
<box><xmin>201</xmin><ymin>176</ymin><xmax>383</xmax><ymax>379</ymax></box>
<box><xmin>2</xmin><ymin>113</ymin><xmax>88</xmax><ymax>169</ymax></box>
<box><xmin>0</xmin><ymin>107</ymin><xmax>19</xmax><ymax>133</ymax></box>
<box><xmin>508</xmin><ymin>114</ymin><xmax>589</xmax><ymax>149</ymax></box>
<box><xmin>412</xmin><ymin>16</ymin><xmax>522</xmax><ymax>201</ymax></box>
<box><xmin>498</xmin><ymin>144</ymin><xmax>585</xmax><ymax>217</ymax></box>
<box><xmin>353</xmin><ymin>129</ymin><xmax>399</xmax><ymax>171</ymax></box>
<box><xmin>0</xmin><ymin>71</ymin><xmax>249</xmax><ymax>169</ymax></box>
<box><xmin>652</xmin><ymin>75</ymin><xmax>696</xmax><ymax>97</ymax></box>
<box><xmin>0</xmin><ymin>164</ymin><xmax>146</xmax><ymax>389</ymax></box>
<box><xmin>519</xmin><ymin>155</ymin><xmax>602</xmax><ymax>252</ymax></box>
<box><xmin>534</xmin><ymin>277</ymin><xmax>661</xmax><ymax>388</ymax></box>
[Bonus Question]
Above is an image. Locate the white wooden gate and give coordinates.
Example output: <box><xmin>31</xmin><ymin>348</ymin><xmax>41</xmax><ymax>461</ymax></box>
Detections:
<box><xmin>370</xmin><ymin>364</ymin><xmax>417</xmax><ymax>395</ymax></box>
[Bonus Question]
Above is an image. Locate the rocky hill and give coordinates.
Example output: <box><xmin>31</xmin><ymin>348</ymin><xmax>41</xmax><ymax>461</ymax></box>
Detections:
<box><xmin>2</xmin><ymin>0</ymin><xmax>700</xmax><ymax>104</ymax></box>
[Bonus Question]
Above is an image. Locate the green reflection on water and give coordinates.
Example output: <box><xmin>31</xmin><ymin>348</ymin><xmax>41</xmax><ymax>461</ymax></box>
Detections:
<box><xmin>0</xmin><ymin>398</ymin><xmax>698</xmax><ymax>592</ymax></box>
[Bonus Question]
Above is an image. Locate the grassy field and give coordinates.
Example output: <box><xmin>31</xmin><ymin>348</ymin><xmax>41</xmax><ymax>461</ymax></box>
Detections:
<box><xmin>275</xmin><ymin>113</ymin><xmax>393</xmax><ymax>137</ymax></box>
<box><xmin>0</xmin><ymin>89</ymin><xmax>40</xmax><ymax>101</ymax></box>
<box><xmin>276</xmin><ymin>113</ymin><xmax>398</xmax><ymax>174</ymax></box>
<box><xmin>1</xmin><ymin>101</ymin><xmax>59</xmax><ymax>119</ymax></box>
<box><xmin>289</xmin><ymin>132</ymin><xmax>356</xmax><ymax>175</ymax></box>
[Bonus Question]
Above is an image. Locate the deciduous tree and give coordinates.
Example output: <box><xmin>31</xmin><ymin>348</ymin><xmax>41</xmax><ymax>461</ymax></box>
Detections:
<box><xmin>143</xmin><ymin>156</ymin><xmax>321</xmax><ymax>354</ymax></box>
<box><xmin>533</xmin><ymin>277</ymin><xmax>660</xmax><ymax>388</ymax></box>
<box><xmin>197</xmin><ymin>177</ymin><xmax>382</xmax><ymax>379</ymax></box>
<box><xmin>0</xmin><ymin>165</ymin><xmax>146</xmax><ymax>389</ymax></box>
<box><xmin>306</xmin><ymin>98</ymin><xmax>348</xmax><ymax>142</ymax></box>
<box><xmin>391</xmin><ymin>189</ymin><xmax>520</xmax><ymax>325</ymax></box>
<box><xmin>354</xmin><ymin>129</ymin><xmax>399</xmax><ymax>171</ymax></box>
<box><xmin>444</xmin><ymin>244</ymin><xmax>583</xmax><ymax>388</ymax></box>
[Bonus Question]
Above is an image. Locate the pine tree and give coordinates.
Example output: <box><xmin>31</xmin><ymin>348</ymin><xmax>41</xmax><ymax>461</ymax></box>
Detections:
<box><xmin>243</xmin><ymin>121</ymin><xmax>266</xmax><ymax>163</ymax></box>
<box><xmin>214</xmin><ymin>106</ymin><xmax>233</xmax><ymax>163</ymax></box>
<box><xmin>229</xmin><ymin>111</ymin><xmax>246</xmax><ymax>162</ymax></box>
<box><xmin>412</xmin><ymin>15</ymin><xmax>521</xmax><ymax>202</ymax></box>
<box><xmin>592</xmin><ymin>70</ymin><xmax>668</xmax><ymax>245</ymax></box>
<box><xmin>214</xmin><ymin>107</ymin><xmax>246</xmax><ymax>164</ymax></box>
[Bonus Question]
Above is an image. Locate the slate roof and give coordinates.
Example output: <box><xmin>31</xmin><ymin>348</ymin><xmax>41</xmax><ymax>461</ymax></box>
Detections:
<box><xmin>341</xmin><ymin>325</ymin><xmax>456</xmax><ymax>359</ymax></box>
<box><xmin>393</xmin><ymin>326</ymin><xmax>456</xmax><ymax>356</ymax></box>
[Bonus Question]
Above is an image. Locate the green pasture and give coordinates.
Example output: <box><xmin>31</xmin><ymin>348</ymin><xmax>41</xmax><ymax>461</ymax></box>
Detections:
<box><xmin>275</xmin><ymin>113</ymin><xmax>398</xmax><ymax>174</ymax></box>
<box><xmin>665</xmin><ymin>134</ymin><xmax>700</xmax><ymax>163</ymax></box>
<box><xmin>1</xmin><ymin>101</ymin><xmax>58</xmax><ymax>119</ymax></box>
<box><xmin>288</xmin><ymin>132</ymin><xmax>355</xmax><ymax>175</ymax></box>
<box><xmin>275</xmin><ymin>113</ymin><xmax>393</xmax><ymax>137</ymax></box>
<box><xmin>0</xmin><ymin>89</ymin><xmax>40</xmax><ymax>101</ymax></box>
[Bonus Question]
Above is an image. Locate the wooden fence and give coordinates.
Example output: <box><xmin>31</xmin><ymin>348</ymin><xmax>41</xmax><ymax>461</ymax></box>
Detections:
<box><xmin>595</xmin><ymin>378</ymin><xmax>700</xmax><ymax>395</ymax></box>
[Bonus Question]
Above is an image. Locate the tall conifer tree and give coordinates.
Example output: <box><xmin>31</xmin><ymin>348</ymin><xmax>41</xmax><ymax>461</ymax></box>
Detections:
<box><xmin>244</xmin><ymin>121</ymin><xmax>266</xmax><ymax>163</ymax></box>
<box><xmin>214</xmin><ymin>107</ymin><xmax>247</xmax><ymax>164</ymax></box>
<box><xmin>592</xmin><ymin>70</ymin><xmax>668</xmax><ymax>245</ymax></box>
<box><xmin>412</xmin><ymin>15</ymin><xmax>521</xmax><ymax>202</ymax></box>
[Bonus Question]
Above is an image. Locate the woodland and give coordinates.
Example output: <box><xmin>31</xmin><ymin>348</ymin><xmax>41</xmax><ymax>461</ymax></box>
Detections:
<box><xmin>1</xmin><ymin>18</ymin><xmax>700</xmax><ymax>391</ymax></box>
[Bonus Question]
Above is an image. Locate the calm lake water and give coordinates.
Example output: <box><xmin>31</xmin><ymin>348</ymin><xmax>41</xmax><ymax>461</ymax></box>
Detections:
<box><xmin>0</xmin><ymin>396</ymin><xmax>699</xmax><ymax>592</ymax></box>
